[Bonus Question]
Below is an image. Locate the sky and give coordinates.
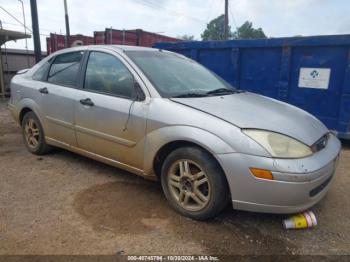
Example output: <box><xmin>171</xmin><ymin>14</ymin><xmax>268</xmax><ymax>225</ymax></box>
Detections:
<box><xmin>1</xmin><ymin>0</ymin><xmax>350</xmax><ymax>51</ymax></box>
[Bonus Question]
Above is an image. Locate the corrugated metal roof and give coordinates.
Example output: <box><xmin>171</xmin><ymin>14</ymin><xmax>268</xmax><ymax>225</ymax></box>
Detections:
<box><xmin>0</xmin><ymin>29</ymin><xmax>30</xmax><ymax>46</ymax></box>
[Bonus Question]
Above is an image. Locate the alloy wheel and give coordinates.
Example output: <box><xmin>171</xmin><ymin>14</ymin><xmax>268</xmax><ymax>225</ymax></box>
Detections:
<box><xmin>167</xmin><ymin>159</ymin><xmax>211</xmax><ymax>211</ymax></box>
<box><xmin>24</xmin><ymin>118</ymin><xmax>40</xmax><ymax>149</ymax></box>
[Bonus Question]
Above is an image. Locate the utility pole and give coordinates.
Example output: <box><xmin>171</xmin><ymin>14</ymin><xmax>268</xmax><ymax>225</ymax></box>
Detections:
<box><xmin>30</xmin><ymin>0</ymin><xmax>41</xmax><ymax>62</ymax></box>
<box><xmin>18</xmin><ymin>0</ymin><xmax>30</xmax><ymax>67</ymax></box>
<box><xmin>224</xmin><ymin>0</ymin><xmax>229</xmax><ymax>40</ymax></box>
<box><xmin>63</xmin><ymin>0</ymin><xmax>70</xmax><ymax>47</ymax></box>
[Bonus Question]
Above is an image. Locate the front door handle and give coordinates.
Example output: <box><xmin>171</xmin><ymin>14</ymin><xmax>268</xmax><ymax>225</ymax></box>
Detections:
<box><xmin>79</xmin><ymin>98</ymin><xmax>94</xmax><ymax>106</ymax></box>
<box><xmin>39</xmin><ymin>87</ymin><xmax>49</xmax><ymax>94</ymax></box>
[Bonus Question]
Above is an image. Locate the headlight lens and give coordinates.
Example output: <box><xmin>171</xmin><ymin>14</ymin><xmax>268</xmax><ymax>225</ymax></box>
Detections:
<box><xmin>243</xmin><ymin>129</ymin><xmax>312</xmax><ymax>158</ymax></box>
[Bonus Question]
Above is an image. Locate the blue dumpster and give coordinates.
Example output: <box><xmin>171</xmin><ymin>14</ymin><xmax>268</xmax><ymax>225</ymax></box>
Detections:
<box><xmin>155</xmin><ymin>35</ymin><xmax>350</xmax><ymax>139</ymax></box>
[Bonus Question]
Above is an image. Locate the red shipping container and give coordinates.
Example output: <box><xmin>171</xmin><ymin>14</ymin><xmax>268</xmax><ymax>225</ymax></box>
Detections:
<box><xmin>94</xmin><ymin>28</ymin><xmax>180</xmax><ymax>47</ymax></box>
<box><xmin>47</xmin><ymin>33</ymin><xmax>66</xmax><ymax>54</ymax></box>
<box><xmin>47</xmin><ymin>30</ymin><xmax>181</xmax><ymax>54</ymax></box>
<box><xmin>132</xmin><ymin>29</ymin><xmax>180</xmax><ymax>47</ymax></box>
<box><xmin>68</xmin><ymin>34</ymin><xmax>94</xmax><ymax>46</ymax></box>
<box><xmin>46</xmin><ymin>37</ymin><xmax>52</xmax><ymax>54</ymax></box>
<box><xmin>47</xmin><ymin>33</ymin><xmax>94</xmax><ymax>54</ymax></box>
<box><xmin>105</xmin><ymin>28</ymin><xmax>138</xmax><ymax>46</ymax></box>
<box><xmin>94</xmin><ymin>31</ymin><xmax>105</xmax><ymax>45</ymax></box>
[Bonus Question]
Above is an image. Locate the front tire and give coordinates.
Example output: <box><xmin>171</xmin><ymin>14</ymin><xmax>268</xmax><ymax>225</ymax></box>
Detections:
<box><xmin>161</xmin><ymin>146</ymin><xmax>229</xmax><ymax>220</ymax></box>
<box><xmin>22</xmin><ymin>111</ymin><xmax>52</xmax><ymax>155</ymax></box>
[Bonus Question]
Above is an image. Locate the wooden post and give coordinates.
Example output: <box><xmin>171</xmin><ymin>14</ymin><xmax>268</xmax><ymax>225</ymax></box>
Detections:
<box><xmin>0</xmin><ymin>49</ymin><xmax>5</xmax><ymax>97</ymax></box>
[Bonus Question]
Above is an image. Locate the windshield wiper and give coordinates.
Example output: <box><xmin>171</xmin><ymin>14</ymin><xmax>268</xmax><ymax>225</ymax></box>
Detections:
<box><xmin>172</xmin><ymin>93</ymin><xmax>208</xmax><ymax>98</ymax></box>
<box><xmin>206</xmin><ymin>88</ymin><xmax>243</xmax><ymax>95</ymax></box>
<box><xmin>172</xmin><ymin>88</ymin><xmax>244</xmax><ymax>98</ymax></box>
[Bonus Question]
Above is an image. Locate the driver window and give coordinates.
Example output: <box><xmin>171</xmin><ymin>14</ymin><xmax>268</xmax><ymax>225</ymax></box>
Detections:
<box><xmin>84</xmin><ymin>51</ymin><xmax>134</xmax><ymax>98</ymax></box>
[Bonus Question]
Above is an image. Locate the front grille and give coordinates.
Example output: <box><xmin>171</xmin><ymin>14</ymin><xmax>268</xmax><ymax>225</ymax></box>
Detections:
<box><xmin>309</xmin><ymin>175</ymin><xmax>333</xmax><ymax>197</ymax></box>
<box><xmin>311</xmin><ymin>133</ymin><xmax>329</xmax><ymax>153</ymax></box>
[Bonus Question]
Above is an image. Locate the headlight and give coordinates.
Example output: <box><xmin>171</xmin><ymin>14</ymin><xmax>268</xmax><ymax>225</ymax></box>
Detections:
<box><xmin>243</xmin><ymin>129</ymin><xmax>312</xmax><ymax>158</ymax></box>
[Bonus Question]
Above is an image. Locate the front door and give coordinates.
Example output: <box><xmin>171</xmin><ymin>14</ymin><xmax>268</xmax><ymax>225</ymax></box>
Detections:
<box><xmin>74</xmin><ymin>50</ymin><xmax>148</xmax><ymax>170</ymax></box>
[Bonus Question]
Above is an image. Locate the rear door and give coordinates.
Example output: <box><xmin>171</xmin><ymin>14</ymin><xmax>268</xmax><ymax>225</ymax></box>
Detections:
<box><xmin>74</xmin><ymin>50</ymin><xmax>149</xmax><ymax>170</ymax></box>
<box><xmin>41</xmin><ymin>51</ymin><xmax>84</xmax><ymax>146</ymax></box>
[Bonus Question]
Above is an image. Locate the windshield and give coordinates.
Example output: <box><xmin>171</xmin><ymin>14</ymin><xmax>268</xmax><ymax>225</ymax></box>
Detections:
<box><xmin>125</xmin><ymin>50</ymin><xmax>236</xmax><ymax>98</ymax></box>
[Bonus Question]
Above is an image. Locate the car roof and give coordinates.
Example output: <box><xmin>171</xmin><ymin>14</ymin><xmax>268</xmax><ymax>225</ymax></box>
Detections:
<box><xmin>108</xmin><ymin>45</ymin><xmax>159</xmax><ymax>51</ymax></box>
<box><xmin>53</xmin><ymin>45</ymin><xmax>159</xmax><ymax>55</ymax></box>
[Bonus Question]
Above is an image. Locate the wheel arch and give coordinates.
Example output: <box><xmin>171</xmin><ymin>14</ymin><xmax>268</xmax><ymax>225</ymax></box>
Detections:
<box><xmin>19</xmin><ymin>107</ymin><xmax>33</xmax><ymax>125</ymax></box>
<box><xmin>144</xmin><ymin>125</ymin><xmax>235</xmax><ymax>180</ymax></box>
<box><xmin>17</xmin><ymin>98</ymin><xmax>44</xmax><ymax>126</ymax></box>
<box><xmin>152</xmin><ymin>139</ymin><xmax>232</xmax><ymax>202</ymax></box>
<box><xmin>153</xmin><ymin>140</ymin><xmax>205</xmax><ymax>179</ymax></box>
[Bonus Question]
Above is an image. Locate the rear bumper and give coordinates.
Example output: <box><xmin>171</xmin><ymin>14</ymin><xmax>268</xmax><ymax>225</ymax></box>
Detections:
<box><xmin>216</xmin><ymin>134</ymin><xmax>341</xmax><ymax>214</ymax></box>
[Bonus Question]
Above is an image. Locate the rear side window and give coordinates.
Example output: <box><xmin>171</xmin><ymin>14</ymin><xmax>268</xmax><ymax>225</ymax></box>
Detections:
<box><xmin>48</xmin><ymin>51</ymin><xmax>83</xmax><ymax>87</ymax></box>
<box><xmin>84</xmin><ymin>51</ymin><xmax>134</xmax><ymax>98</ymax></box>
<box><xmin>32</xmin><ymin>60</ymin><xmax>51</xmax><ymax>81</ymax></box>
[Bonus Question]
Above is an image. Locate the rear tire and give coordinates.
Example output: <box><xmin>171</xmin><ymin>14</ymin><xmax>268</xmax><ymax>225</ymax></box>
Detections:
<box><xmin>22</xmin><ymin>111</ymin><xmax>52</xmax><ymax>155</ymax></box>
<box><xmin>161</xmin><ymin>146</ymin><xmax>229</xmax><ymax>220</ymax></box>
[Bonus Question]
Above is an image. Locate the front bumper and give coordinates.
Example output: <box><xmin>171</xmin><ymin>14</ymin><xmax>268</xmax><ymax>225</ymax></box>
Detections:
<box><xmin>216</xmin><ymin>134</ymin><xmax>341</xmax><ymax>214</ymax></box>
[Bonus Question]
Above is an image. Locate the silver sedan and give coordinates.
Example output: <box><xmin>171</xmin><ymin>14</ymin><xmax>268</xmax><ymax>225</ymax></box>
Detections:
<box><xmin>8</xmin><ymin>45</ymin><xmax>341</xmax><ymax>220</ymax></box>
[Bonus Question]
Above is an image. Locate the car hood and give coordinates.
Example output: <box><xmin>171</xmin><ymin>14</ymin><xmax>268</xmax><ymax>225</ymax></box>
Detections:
<box><xmin>170</xmin><ymin>92</ymin><xmax>328</xmax><ymax>146</ymax></box>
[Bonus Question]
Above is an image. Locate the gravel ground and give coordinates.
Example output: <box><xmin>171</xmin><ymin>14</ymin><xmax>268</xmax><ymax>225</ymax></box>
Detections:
<box><xmin>0</xmin><ymin>99</ymin><xmax>349</xmax><ymax>257</ymax></box>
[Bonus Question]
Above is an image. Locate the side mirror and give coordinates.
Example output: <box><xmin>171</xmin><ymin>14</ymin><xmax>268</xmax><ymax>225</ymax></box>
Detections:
<box><xmin>133</xmin><ymin>81</ymin><xmax>146</xmax><ymax>101</ymax></box>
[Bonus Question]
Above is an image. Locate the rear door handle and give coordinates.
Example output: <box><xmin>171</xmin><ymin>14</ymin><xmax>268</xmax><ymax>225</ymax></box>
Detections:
<box><xmin>79</xmin><ymin>98</ymin><xmax>94</xmax><ymax>106</ymax></box>
<box><xmin>39</xmin><ymin>87</ymin><xmax>49</xmax><ymax>94</ymax></box>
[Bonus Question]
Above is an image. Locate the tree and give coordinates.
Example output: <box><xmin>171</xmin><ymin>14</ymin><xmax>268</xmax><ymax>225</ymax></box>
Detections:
<box><xmin>201</xmin><ymin>15</ymin><xmax>267</xmax><ymax>41</ymax></box>
<box><xmin>201</xmin><ymin>15</ymin><xmax>233</xmax><ymax>40</ymax></box>
<box><xmin>177</xmin><ymin>34</ymin><xmax>195</xmax><ymax>41</ymax></box>
<box><xmin>233</xmin><ymin>21</ymin><xmax>266</xmax><ymax>39</ymax></box>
